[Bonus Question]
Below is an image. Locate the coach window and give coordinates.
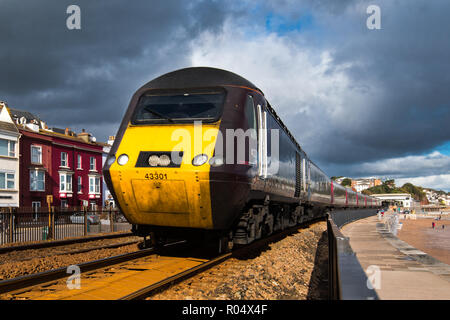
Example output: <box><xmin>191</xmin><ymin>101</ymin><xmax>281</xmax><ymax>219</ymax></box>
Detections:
<box><xmin>245</xmin><ymin>95</ymin><xmax>257</xmax><ymax>130</ymax></box>
<box><xmin>245</xmin><ymin>95</ymin><xmax>258</xmax><ymax>165</ymax></box>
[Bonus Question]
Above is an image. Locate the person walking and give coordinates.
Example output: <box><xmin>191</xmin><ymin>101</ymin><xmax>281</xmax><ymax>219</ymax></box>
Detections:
<box><xmin>432</xmin><ymin>222</ymin><xmax>435</xmax><ymax>229</ymax></box>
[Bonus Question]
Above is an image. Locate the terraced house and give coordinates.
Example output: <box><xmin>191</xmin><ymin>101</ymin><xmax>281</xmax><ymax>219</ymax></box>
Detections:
<box><xmin>7</xmin><ymin>108</ymin><xmax>104</xmax><ymax>210</ymax></box>
<box><xmin>0</xmin><ymin>102</ymin><xmax>20</xmax><ymax>207</ymax></box>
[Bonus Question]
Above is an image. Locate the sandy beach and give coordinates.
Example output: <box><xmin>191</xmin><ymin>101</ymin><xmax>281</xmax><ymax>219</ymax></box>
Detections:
<box><xmin>397</xmin><ymin>218</ymin><xmax>450</xmax><ymax>265</ymax></box>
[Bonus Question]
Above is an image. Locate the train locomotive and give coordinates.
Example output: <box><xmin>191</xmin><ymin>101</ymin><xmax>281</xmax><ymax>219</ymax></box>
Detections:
<box><xmin>103</xmin><ymin>67</ymin><xmax>380</xmax><ymax>251</ymax></box>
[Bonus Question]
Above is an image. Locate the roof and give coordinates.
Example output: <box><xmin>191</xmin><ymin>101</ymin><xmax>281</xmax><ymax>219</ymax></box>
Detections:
<box><xmin>18</xmin><ymin>127</ymin><xmax>104</xmax><ymax>148</ymax></box>
<box><xmin>8</xmin><ymin>108</ymin><xmax>42</xmax><ymax>124</ymax></box>
<box><xmin>139</xmin><ymin>67</ymin><xmax>263</xmax><ymax>94</ymax></box>
<box><xmin>0</xmin><ymin>105</ymin><xmax>19</xmax><ymax>134</ymax></box>
<box><xmin>372</xmin><ymin>193</ymin><xmax>412</xmax><ymax>198</ymax></box>
<box><xmin>0</xmin><ymin>121</ymin><xmax>19</xmax><ymax>133</ymax></box>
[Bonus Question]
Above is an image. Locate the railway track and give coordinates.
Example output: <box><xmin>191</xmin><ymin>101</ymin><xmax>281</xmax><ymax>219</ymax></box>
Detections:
<box><xmin>6</xmin><ymin>239</ymin><xmax>140</xmax><ymax>263</ymax></box>
<box><xmin>0</xmin><ymin>219</ymin><xmax>322</xmax><ymax>300</ymax></box>
<box><xmin>0</xmin><ymin>232</ymin><xmax>134</xmax><ymax>254</ymax></box>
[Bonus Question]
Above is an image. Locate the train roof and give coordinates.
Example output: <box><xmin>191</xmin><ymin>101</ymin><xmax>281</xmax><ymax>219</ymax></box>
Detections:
<box><xmin>139</xmin><ymin>67</ymin><xmax>263</xmax><ymax>94</ymax></box>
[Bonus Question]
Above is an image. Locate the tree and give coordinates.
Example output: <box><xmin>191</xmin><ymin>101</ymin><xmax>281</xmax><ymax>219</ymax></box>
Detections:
<box><xmin>341</xmin><ymin>178</ymin><xmax>352</xmax><ymax>187</ymax></box>
<box><xmin>384</xmin><ymin>179</ymin><xmax>395</xmax><ymax>188</ymax></box>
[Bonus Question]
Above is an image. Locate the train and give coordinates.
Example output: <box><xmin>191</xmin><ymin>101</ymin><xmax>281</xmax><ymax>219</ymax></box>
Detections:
<box><xmin>103</xmin><ymin>67</ymin><xmax>380</xmax><ymax>251</ymax></box>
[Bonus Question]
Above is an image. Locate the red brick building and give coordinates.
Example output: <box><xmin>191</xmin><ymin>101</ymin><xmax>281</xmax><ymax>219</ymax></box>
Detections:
<box><xmin>12</xmin><ymin>110</ymin><xmax>104</xmax><ymax>210</ymax></box>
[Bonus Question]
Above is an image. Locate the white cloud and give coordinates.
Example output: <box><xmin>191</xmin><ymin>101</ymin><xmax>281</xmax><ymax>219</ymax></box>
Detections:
<box><xmin>189</xmin><ymin>21</ymin><xmax>371</xmax><ymax>152</ymax></box>
<box><xmin>395</xmin><ymin>175</ymin><xmax>450</xmax><ymax>192</ymax></box>
<box><xmin>188</xmin><ymin>17</ymin><xmax>450</xmax><ymax>191</ymax></box>
<box><xmin>358</xmin><ymin>151</ymin><xmax>450</xmax><ymax>177</ymax></box>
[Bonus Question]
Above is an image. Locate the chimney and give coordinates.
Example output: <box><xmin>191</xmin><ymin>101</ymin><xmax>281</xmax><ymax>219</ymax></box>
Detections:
<box><xmin>78</xmin><ymin>131</ymin><xmax>92</xmax><ymax>143</ymax></box>
<box><xmin>107</xmin><ymin>135</ymin><xmax>115</xmax><ymax>145</ymax></box>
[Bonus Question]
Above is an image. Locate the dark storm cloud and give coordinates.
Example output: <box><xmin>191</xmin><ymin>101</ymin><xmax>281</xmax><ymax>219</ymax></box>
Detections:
<box><xmin>0</xmin><ymin>0</ymin><xmax>229</xmax><ymax>141</ymax></box>
<box><xmin>255</xmin><ymin>0</ymin><xmax>450</xmax><ymax>178</ymax></box>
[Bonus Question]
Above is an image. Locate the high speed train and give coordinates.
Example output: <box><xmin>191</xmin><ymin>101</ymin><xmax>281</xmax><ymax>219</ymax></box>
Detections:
<box><xmin>103</xmin><ymin>67</ymin><xmax>380</xmax><ymax>251</ymax></box>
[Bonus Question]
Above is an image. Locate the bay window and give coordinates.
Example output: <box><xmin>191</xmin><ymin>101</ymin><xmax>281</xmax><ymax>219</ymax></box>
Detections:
<box><xmin>60</xmin><ymin>173</ymin><xmax>73</xmax><ymax>192</ymax></box>
<box><xmin>89</xmin><ymin>176</ymin><xmax>100</xmax><ymax>194</ymax></box>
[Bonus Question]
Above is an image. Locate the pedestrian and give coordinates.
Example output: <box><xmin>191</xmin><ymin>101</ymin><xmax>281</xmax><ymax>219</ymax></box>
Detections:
<box><xmin>443</xmin><ymin>225</ymin><xmax>445</xmax><ymax>230</ymax></box>
<box><xmin>432</xmin><ymin>222</ymin><xmax>435</xmax><ymax>229</ymax></box>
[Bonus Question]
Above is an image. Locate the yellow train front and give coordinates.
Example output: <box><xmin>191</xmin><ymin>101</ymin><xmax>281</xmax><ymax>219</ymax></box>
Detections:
<box><xmin>103</xmin><ymin>67</ymin><xmax>262</xmax><ymax>246</ymax></box>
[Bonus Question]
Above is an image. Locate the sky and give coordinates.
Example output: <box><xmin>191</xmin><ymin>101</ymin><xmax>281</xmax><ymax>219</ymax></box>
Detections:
<box><xmin>1</xmin><ymin>0</ymin><xmax>449</xmax><ymax>191</ymax></box>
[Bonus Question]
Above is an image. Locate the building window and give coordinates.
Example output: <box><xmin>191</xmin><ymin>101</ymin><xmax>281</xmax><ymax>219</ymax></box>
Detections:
<box><xmin>78</xmin><ymin>176</ymin><xmax>82</xmax><ymax>193</ymax></box>
<box><xmin>61</xmin><ymin>152</ymin><xmax>68</xmax><ymax>167</ymax></box>
<box><xmin>77</xmin><ymin>154</ymin><xmax>82</xmax><ymax>169</ymax></box>
<box><xmin>9</xmin><ymin>141</ymin><xmax>15</xmax><ymax>157</ymax></box>
<box><xmin>89</xmin><ymin>176</ymin><xmax>100</xmax><ymax>194</ymax></box>
<box><xmin>30</xmin><ymin>170</ymin><xmax>45</xmax><ymax>191</ymax></box>
<box><xmin>0</xmin><ymin>172</ymin><xmax>15</xmax><ymax>190</ymax></box>
<box><xmin>31</xmin><ymin>145</ymin><xmax>42</xmax><ymax>164</ymax></box>
<box><xmin>32</xmin><ymin>201</ymin><xmax>41</xmax><ymax>212</ymax></box>
<box><xmin>90</xmin><ymin>157</ymin><xmax>96</xmax><ymax>171</ymax></box>
<box><xmin>32</xmin><ymin>201</ymin><xmax>41</xmax><ymax>219</ymax></box>
<box><xmin>61</xmin><ymin>199</ymin><xmax>68</xmax><ymax>208</ymax></box>
<box><xmin>60</xmin><ymin>173</ymin><xmax>73</xmax><ymax>192</ymax></box>
<box><xmin>0</xmin><ymin>139</ymin><xmax>16</xmax><ymax>157</ymax></box>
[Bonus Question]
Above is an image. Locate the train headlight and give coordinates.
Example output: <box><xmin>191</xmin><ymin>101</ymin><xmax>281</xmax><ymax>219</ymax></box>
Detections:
<box><xmin>192</xmin><ymin>154</ymin><xmax>208</xmax><ymax>166</ymax></box>
<box><xmin>159</xmin><ymin>154</ymin><xmax>171</xmax><ymax>166</ymax></box>
<box><xmin>209</xmin><ymin>156</ymin><xmax>224</xmax><ymax>167</ymax></box>
<box><xmin>117</xmin><ymin>154</ymin><xmax>129</xmax><ymax>166</ymax></box>
<box><xmin>148</xmin><ymin>155</ymin><xmax>160</xmax><ymax>166</ymax></box>
<box><xmin>106</xmin><ymin>155</ymin><xmax>116</xmax><ymax>166</ymax></box>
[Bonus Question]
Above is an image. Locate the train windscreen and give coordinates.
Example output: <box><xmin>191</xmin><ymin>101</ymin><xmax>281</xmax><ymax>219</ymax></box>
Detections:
<box><xmin>132</xmin><ymin>89</ymin><xmax>225</xmax><ymax>124</ymax></box>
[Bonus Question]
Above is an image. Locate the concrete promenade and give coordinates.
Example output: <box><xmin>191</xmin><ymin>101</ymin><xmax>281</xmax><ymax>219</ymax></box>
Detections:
<box><xmin>341</xmin><ymin>214</ymin><xmax>450</xmax><ymax>300</ymax></box>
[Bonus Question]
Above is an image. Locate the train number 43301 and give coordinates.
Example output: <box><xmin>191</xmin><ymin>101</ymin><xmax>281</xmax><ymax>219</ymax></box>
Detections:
<box><xmin>145</xmin><ymin>172</ymin><xmax>168</xmax><ymax>180</ymax></box>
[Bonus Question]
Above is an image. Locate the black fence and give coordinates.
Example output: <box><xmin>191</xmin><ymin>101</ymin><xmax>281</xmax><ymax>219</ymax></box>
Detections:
<box><xmin>0</xmin><ymin>207</ymin><xmax>131</xmax><ymax>245</ymax></box>
<box><xmin>329</xmin><ymin>208</ymin><xmax>380</xmax><ymax>229</ymax></box>
<box><xmin>327</xmin><ymin>209</ymin><xmax>379</xmax><ymax>300</ymax></box>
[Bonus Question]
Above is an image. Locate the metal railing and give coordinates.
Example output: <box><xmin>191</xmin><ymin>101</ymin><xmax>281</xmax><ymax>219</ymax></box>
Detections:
<box><xmin>0</xmin><ymin>207</ymin><xmax>131</xmax><ymax>245</ymax></box>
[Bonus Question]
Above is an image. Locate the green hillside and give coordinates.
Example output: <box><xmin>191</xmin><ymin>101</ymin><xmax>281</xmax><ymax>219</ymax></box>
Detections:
<box><xmin>362</xmin><ymin>182</ymin><xmax>428</xmax><ymax>202</ymax></box>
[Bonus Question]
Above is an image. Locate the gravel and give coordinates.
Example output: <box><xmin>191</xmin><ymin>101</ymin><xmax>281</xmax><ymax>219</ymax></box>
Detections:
<box><xmin>0</xmin><ymin>237</ymin><xmax>140</xmax><ymax>280</ymax></box>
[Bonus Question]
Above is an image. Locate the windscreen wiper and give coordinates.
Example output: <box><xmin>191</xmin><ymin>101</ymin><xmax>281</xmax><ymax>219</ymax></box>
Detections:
<box><xmin>143</xmin><ymin>106</ymin><xmax>174</xmax><ymax>123</ymax></box>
